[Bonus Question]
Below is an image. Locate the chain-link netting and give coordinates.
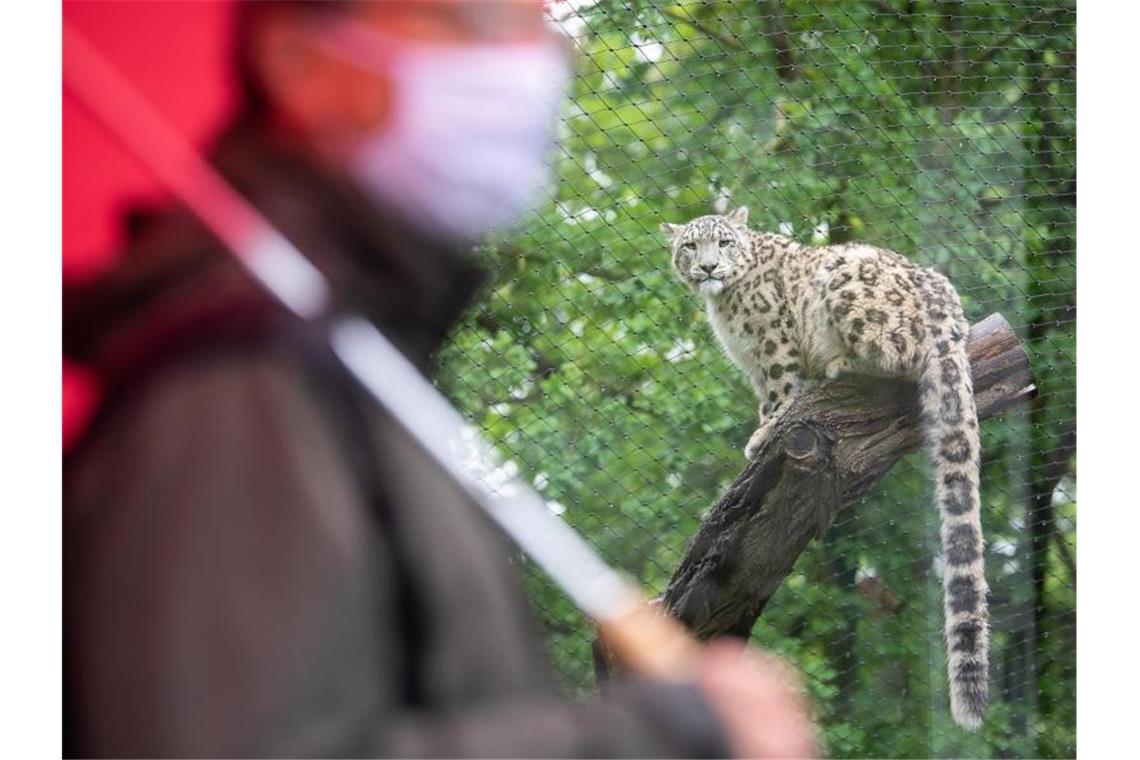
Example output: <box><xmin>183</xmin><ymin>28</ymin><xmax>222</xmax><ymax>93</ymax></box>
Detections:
<box><xmin>435</xmin><ymin>2</ymin><xmax>1075</xmax><ymax>757</ymax></box>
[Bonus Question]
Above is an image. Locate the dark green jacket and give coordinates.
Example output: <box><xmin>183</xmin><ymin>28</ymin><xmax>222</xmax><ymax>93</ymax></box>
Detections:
<box><xmin>63</xmin><ymin>126</ymin><xmax>728</xmax><ymax>758</ymax></box>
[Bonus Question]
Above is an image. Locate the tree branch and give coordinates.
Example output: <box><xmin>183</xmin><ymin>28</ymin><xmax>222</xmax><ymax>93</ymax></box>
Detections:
<box><xmin>762</xmin><ymin>1</ymin><xmax>798</xmax><ymax>82</ymax></box>
<box><xmin>660</xmin><ymin>7</ymin><xmax>744</xmax><ymax>52</ymax></box>
<box><xmin>972</xmin><ymin>6</ymin><xmax>1071</xmax><ymax>68</ymax></box>
<box><xmin>1052</xmin><ymin>526</ymin><xmax>1076</xmax><ymax>585</ymax></box>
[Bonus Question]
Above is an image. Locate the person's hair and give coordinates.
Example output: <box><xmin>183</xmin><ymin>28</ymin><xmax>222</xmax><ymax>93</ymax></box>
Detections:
<box><xmin>231</xmin><ymin>1</ymin><xmax>350</xmax><ymax>125</ymax></box>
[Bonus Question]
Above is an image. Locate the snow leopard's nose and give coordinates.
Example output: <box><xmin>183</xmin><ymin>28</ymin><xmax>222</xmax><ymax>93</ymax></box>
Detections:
<box><xmin>698</xmin><ymin>262</ymin><xmax>717</xmax><ymax>275</ymax></box>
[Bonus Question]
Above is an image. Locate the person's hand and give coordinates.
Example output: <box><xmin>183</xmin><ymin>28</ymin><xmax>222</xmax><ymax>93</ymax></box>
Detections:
<box><xmin>692</xmin><ymin>639</ymin><xmax>819</xmax><ymax>759</ymax></box>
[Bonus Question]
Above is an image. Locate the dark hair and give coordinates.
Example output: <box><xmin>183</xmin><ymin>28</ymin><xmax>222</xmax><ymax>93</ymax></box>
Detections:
<box><xmin>230</xmin><ymin>1</ymin><xmax>349</xmax><ymax>125</ymax></box>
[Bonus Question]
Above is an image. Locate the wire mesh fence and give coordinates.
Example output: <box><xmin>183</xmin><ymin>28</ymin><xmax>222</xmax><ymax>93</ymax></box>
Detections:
<box><xmin>436</xmin><ymin>2</ymin><xmax>1075</xmax><ymax>757</ymax></box>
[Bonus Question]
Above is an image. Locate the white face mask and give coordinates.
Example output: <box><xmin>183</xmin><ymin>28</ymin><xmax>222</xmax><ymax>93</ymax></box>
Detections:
<box><xmin>319</xmin><ymin>21</ymin><xmax>571</xmax><ymax>241</ymax></box>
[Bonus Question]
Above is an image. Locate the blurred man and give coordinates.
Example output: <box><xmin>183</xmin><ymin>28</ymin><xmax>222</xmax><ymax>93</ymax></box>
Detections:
<box><xmin>64</xmin><ymin>2</ymin><xmax>817</xmax><ymax>756</ymax></box>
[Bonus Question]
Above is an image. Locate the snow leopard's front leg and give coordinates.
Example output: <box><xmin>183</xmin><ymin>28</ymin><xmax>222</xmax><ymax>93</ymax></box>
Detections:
<box><xmin>824</xmin><ymin>356</ymin><xmax>856</xmax><ymax>379</ymax></box>
<box><xmin>744</xmin><ymin>369</ymin><xmax>806</xmax><ymax>460</ymax></box>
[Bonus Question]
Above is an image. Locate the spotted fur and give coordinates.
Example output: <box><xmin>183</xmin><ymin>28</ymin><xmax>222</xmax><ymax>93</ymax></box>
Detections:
<box><xmin>662</xmin><ymin>207</ymin><xmax>988</xmax><ymax>729</ymax></box>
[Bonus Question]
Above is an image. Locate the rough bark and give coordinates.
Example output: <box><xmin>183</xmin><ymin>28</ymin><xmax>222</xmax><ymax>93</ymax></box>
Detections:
<box><xmin>657</xmin><ymin>313</ymin><xmax>1033</xmax><ymax>641</ymax></box>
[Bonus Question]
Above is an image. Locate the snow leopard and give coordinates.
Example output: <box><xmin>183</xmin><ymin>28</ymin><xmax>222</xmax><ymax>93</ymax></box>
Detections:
<box><xmin>662</xmin><ymin>206</ymin><xmax>988</xmax><ymax>729</ymax></box>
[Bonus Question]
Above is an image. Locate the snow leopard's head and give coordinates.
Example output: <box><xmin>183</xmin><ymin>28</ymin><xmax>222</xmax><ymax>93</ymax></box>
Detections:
<box><xmin>661</xmin><ymin>206</ymin><xmax>750</xmax><ymax>297</ymax></box>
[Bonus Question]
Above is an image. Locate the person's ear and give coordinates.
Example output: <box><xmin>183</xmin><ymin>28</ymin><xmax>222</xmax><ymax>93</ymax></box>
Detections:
<box><xmin>250</xmin><ymin>11</ymin><xmax>324</xmax><ymax>123</ymax></box>
<box><xmin>251</xmin><ymin>10</ymin><xmax>391</xmax><ymax>138</ymax></box>
<box><xmin>727</xmin><ymin>206</ymin><xmax>749</xmax><ymax>226</ymax></box>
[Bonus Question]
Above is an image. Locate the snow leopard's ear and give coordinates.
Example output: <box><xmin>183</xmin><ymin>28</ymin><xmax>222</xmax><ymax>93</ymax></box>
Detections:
<box><xmin>727</xmin><ymin>206</ymin><xmax>749</xmax><ymax>226</ymax></box>
<box><xmin>660</xmin><ymin>222</ymin><xmax>684</xmax><ymax>239</ymax></box>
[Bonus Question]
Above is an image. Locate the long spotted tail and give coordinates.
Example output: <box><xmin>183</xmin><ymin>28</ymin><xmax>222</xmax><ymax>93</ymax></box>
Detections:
<box><xmin>918</xmin><ymin>323</ymin><xmax>989</xmax><ymax>730</ymax></box>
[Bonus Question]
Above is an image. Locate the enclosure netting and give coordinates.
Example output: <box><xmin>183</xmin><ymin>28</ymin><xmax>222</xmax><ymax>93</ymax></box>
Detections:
<box><xmin>434</xmin><ymin>2</ymin><xmax>1075</xmax><ymax>757</ymax></box>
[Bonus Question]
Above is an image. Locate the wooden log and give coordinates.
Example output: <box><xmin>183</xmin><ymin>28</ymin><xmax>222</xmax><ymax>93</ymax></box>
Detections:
<box><xmin>657</xmin><ymin>313</ymin><xmax>1035</xmax><ymax>641</ymax></box>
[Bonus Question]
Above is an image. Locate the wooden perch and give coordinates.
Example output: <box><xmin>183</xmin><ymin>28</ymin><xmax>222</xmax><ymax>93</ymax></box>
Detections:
<box><xmin>594</xmin><ymin>313</ymin><xmax>1033</xmax><ymax>677</ymax></box>
<box><xmin>661</xmin><ymin>313</ymin><xmax>1034</xmax><ymax>640</ymax></box>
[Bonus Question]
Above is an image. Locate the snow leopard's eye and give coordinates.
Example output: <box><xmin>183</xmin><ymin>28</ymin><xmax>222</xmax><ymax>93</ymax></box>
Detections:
<box><xmin>681</xmin><ymin>242</ymin><xmax>696</xmax><ymax>252</ymax></box>
<box><xmin>719</xmin><ymin>238</ymin><xmax>732</xmax><ymax>248</ymax></box>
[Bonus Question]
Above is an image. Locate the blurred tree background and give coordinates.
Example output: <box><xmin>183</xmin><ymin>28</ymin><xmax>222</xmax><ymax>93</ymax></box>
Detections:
<box><xmin>435</xmin><ymin>1</ymin><xmax>1075</xmax><ymax>757</ymax></box>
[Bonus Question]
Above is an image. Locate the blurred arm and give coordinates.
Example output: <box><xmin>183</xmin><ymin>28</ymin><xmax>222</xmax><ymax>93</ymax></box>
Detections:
<box><xmin>64</xmin><ymin>350</ymin><xmax>729</xmax><ymax>758</ymax></box>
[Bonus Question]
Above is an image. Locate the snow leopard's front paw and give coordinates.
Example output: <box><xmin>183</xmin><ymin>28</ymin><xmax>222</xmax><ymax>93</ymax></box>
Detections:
<box><xmin>745</xmin><ymin>422</ymin><xmax>775</xmax><ymax>461</ymax></box>
<box><xmin>825</xmin><ymin>356</ymin><xmax>855</xmax><ymax>379</ymax></box>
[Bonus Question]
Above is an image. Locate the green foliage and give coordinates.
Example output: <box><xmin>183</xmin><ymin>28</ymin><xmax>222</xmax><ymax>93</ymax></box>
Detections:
<box><xmin>437</xmin><ymin>2</ymin><xmax>1075</xmax><ymax>757</ymax></box>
